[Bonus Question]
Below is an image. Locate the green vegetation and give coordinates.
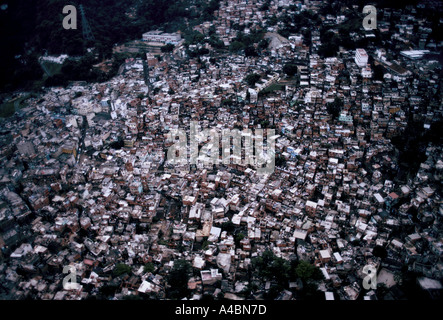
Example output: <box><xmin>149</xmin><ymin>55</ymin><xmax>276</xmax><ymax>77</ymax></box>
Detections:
<box><xmin>229</xmin><ymin>30</ymin><xmax>266</xmax><ymax>55</ymax></box>
<box><xmin>0</xmin><ymin>94</ymin><xmax>33</xmax><ymax>118</ymax></box>
<box><xmin>161</xmin><ymin>44</ymin><xmax>175</xmax><ymax>53</ymax></box>
<box><xmin>44</xmin><ymin>52</ymin><xmax>118</xmax><ymax>87</ymax></box>
<box><xmin>336</xmin><ymin>17</ymin><xmax>361</xmax><ymax>50</ymax></box>
<box><xmin>318</xmin><ymin>29</ymin><xmax>340</xmax><ymax>58</ymax></box>
<box><xmin>234</xmin><ymin>232</ymin><xmax>245</xmax><ymax>247</ymax></box>
<box><xmin>251</xmin><ymin>251</ymin><xmax>325</xmax><ymax>299</ymax></box>
<box><xmin>143</xmin><ymin>262</ymin><xmax>155</xmax><ymax>273</ymax></box>
<box><xmin>244</xmin><ymin>45</ymin><xmax>258</xmax><ymax>57</ymax></box>
<box><xmin>204</xmin><ymin>0</ymin><xmax>221</xmax><ymax>18</ymax></box>
<box><xmin>0</xmin><ymin>102</ymin><xmax>16</xmax><ymax>118</ymax></box>
<box><xmin>376</xmin><ymin>283</ymin><xmax>389</xmax><ymax>298</ymax></box>
<box><xmin>229</xmin><ymin>41</ymin><xmax>246</xmax><ymax>53</ymax></box>
<box><xmin>245</xmin><ymin>73</ymin><xmax>261</xmax><ymax>87</ymax></box>
<box><xmin>283</xmin><ymin>64</ymin><xmax>298</xmax><ymax>77</ymax></box>
<box><xmin>167</xmin><ymin>259</ymin><xmax>192</xmax><ymax>299</ymax></box>
<box><xmin>184</xmin><ymin>31</ymin><xmax>205</xmax><ymax>46</ymax></box>
<box><xmin>391</xmin><ymin>115</ymin><xmax>443</xmax><ymax>181</ymax></box>
<box><xmin>221</xmin><ymin>221</ymin><xmax>236</xmax><ymax>233</ymax></box>
<box><xmin>188</xmin><ymin>47</ymin><xmax>210</xmax><ymax>58</ymax></box>
<box><xmin>259</xmin><ymin>83</ymin><xmax>285</xmax><ymax>96</ymax></box>
<box><xmin>373</xmin><ymin>245</ymin><xmax>388</xmax><ymax>259</ymax></box>
<box><xmin>113</xmin><ymin>263</ymin><xmax>132</xmax><ymax>277</ymax></box>
<box><xmin>221</xmin><ymin>98</ymin><xmax>234</xmax><ymax>106</ymax></box>
<box><xmin>99</xmin><ymin>284</ymin><xmax>119</xmax><ymax>296</ymax></box>
<box><xmin>265</xmin><ymin>284</ymin><xmax>285</xmax><ymax>300</ymax></box>
<box><xmin>240</xmin><ymin>282</ymin><xmax>259</xmax><ymax>298</ymax></box>
<box><xmin>326</xmin><ymin>97</ymin><xmax>343</xmax><ymax>120</ymax></box>
<box><xmin>259</xmin><ymin>0</ymin><xmax>271</xmax><ymax>11</ymax></box>
<box><xmin>252</xmin><ymin>250</ymin><xmax>291</xmax><ymax>286</ymax></box>
<box><xmin>207</xmin><ymin>35</ymin><xmax>225</xmax><ymax>49</ymax></box>
<box><xmin>293</xmin><ymin>260</ymin><xmax>325</xmax><ymax>300</ymax></box>
<box><xmin>294</xmin><ymin>260</ymin><xmax>324</xmax><ymax>281</ymax></box>
<box><xmin>41</xmin><ymin>61</ymin><xmax>63</xmax><ymax>77</ymax></box>
<box><xmin>372</xmin><ymin>64</ymin><xmax>385</xmax><ymax>81</ymax></box>
<box><xmin>276</xmin><ymin>10</ymin><xmax>321</xmax><ymax>39</ymax></box>
<box><xmin>0</xmin><ymin>0</ymin><xmax>221</xmax><ymax>92</ymax></box>
<box><xmin>202</xmin><ymin>239</ymin><xmax>211</xmax><ymax>250</ymax></box>
<box><xmin>47</xmin><ymin>241</ymin><xmax>62</xmax><ymax>254</ymax></box>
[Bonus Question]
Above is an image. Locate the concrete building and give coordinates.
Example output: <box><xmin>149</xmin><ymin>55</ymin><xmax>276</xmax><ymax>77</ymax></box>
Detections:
<box><xmin>355</xmin><ymin>48</ymin><xmax>369</xmax><ymax>67</ymax></box>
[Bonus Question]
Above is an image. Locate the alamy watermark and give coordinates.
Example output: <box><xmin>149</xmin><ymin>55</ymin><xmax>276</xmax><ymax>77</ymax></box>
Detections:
<box><xmin>362</xmin><ymin>5</ymin><xmax>377</xmax><ymax>30</ymax></box>
<box><xmin>166</xmin><ymin>122</ymin><xmax>276</xmax><ymax>175</ymax></box>
<box><xmin>362</xmin><ymin>264</ymin><xmax>377</xmax><ymax>290</ymax></box>
<box><xmin>62</xmin><ymin>265</ymin><xmax>80</xmax><ymax>290</ymax></box>
<box><xmin>62</xmin><ymin>5</ymin><xmax>77</xmax><ymax>30</ymax></box>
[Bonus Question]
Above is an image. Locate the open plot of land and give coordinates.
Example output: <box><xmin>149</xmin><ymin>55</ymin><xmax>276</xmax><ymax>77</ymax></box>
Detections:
<box><xmin>377</xmin><ymin>268</ymin><xmax>396</xmax><ymax>288</ymax></box>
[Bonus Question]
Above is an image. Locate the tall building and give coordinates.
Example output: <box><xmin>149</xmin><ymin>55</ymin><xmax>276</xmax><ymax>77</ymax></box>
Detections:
<box><xmin>355</xmin><ymin>48</ymin><xmax>369</xmax><ymax>67</ymax></box>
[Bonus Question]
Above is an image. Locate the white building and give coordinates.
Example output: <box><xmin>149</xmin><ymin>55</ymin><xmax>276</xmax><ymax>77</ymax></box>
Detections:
<box><xmin>142</xmin><ymin>30</ymin><xmax>182</xmax><ymax>45</ymax></box>
<box><xmin>355</xmin><ymin>48</ymin><xmax>369</xmax><ymax>67</ymax></box>
<box><xmin>400</xmin><ymin>50</ymin><xmax>430</xmax><ymax>60</ymax></box>
<box><xmin>361</xmin><ymin>66</ymin><xmax>372</xmax><ymax>78</ymax></box>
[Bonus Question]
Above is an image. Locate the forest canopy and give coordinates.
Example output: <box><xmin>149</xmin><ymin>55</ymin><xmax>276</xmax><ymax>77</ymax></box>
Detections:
<box><xmin>0</xmin><ymin>0</ymin><xmax>221</xmax><ymax>92</ymax></box>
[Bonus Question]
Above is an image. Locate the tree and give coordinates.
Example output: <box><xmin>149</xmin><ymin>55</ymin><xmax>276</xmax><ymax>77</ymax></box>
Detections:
<box><xmin>245</xmin><ymin>46</ymin><xmax>258</xmax><ymax>57</ymax></box>
<box><xmin>303</xmin><ymin>280</ymin><xmax>324</xmax><ymax>300</ymax></box>
<box><xmin>229</xmin><ymin>41</ymin><xmax>246</xmax><ymax>52</ymax></box>
<box><xmin>283</xmin><ymin>63</ymin><xmax>298</xmax><ymax>77</ymax></box>
<box><xmin>185</xmin><ymin>32</ymin><xmax>205</xmax><ymax>45</ymax></box>
<box><xmin>240</xmin><ymin>282</ymin><xmax>259</xmax><ymax>298</ymax></box>
<box><xmin>275</xmin><ymin>154</ymin><xmax>287</xmax><ymax>167</ymax></box>
<box><xmin>373</xmin><ymin>245</ymin><xmax>388</xmax><ymax>259</ymax></box>
<box><xmin>99</xmin><ymin>284</ymin><xmax>119</xmax><ymax>296</ymax></box>
<box><xmin>204</xmin><ymin>0</ymin><xmax>221</xmax><ymax>17</ymax></box>
<box><xmin>318</xmin><ymin>29</ymin><xmax>339</xmax><ymax>58</ymax></box>
<box><xmin>47</xmin><ymin>241</ymin><xmax>62</xmax><ymax>254</ymax></box>
<box><xmin>294</xmin><ymin>260</ymin><xmax>323</xmax><ymax>282</ymax></box>
<box><xmin>257</xmin><ymin>38</ymin><xmax>270</xmax><ymax>52</ymax></box>
<box><xmin>44</xmin><ymin>74</ymin><xmax>68</xmax><ymax>87</ymax></box>
<box><xmin>0</xmin><ymin>102</ymin><xmax>15</xmax><ymax>118</ymax></box>
<box><xmin>265</xmin><ymin>15</ymin><xmax>278</xmax><ymax>27</ymax></box>
<box><xmin>394</xmin><ymin>271</ymin><xmax>403</xmax><ymax>285</ymax></box>
<box><xmin>245</xmin><ymin>90</ymin><xmax>251</xmax><ymax>103</ymax></box>
<box><xmin>161</xmin><ymin>44</ymin><xmax>175</xmax><ymax>53</ymax></box>
<box><xmin>376</xmin><ymin>283</ymin><xmax>389</xmax><ymax>299</ymax></box>
<box><xmin>60</xmin><ymin>56</ymin><xmax>97</xmax><ymax>82</ymax></box>
<box><xmin>221</xmin><ymin>98</ymin><xmax>233</xmax><ymax>106</ymax></box>
<box><xmin>143</xmin><ymin>262</ymin><xmax>155</xmax><ymax>273</ymax></box>
<box><xmin>234</xmin><ymin>232</ymin><xmax>245</xmax><ymax>247</ymax></box>
<box><xmin>326</xmin><ymin>97</ymin><xmax>343</xmax><ymax>120</ymax></box>
<box><xmin>208</xmin><ymin>35</ymin><xmax>225</xmax><ymax>49</ymax></box>
<box><xmin>188</xmin><ymin>47</ymin><xmax>210</xmax><ymax>57</ymax></box>
<box><xmin>221</xmin><ymin>221</ymin><xmax>236</xmax><ymax>233</ymax></box>
<box><xmin>202</xmin><ymin>239</ymin><xmax>210</xmax><ymax>250</ymax></box>
<box><xmin>113</xmin><ymin>263</ymin><xmax>132</xmax><ymax>277</ymax></box>
<box><xmin>252</xmin><ymin>250</ymin><xmax>291</xmax><ymax>286</ymax></box>
<box><xmin>167</xmin><ymin>259</ymin><xmax>192</xmax><ymax>299</ymax></box>
<box><xmin>245</xmin><ymin>73</ymin><xmax>261</xmax><ymax>87</ymax></box>
<box><xmin>318</xmin><ymin>42</ymin><xmax>339</xmax><ymax>58</ymax></box>
<box><xmin>260</xmin><ymin>0</ymin><xmax>271</xmax><ymax>11</ymax></box>
<box><xmin>373</xmin><ymin>64</ymin><xmax>385</xmax><ymax>81</ymax></box>
<box><xmin>265</xmin><ymin>284</ymin><xmax>284</xmax><ymax>300</ymax></box>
